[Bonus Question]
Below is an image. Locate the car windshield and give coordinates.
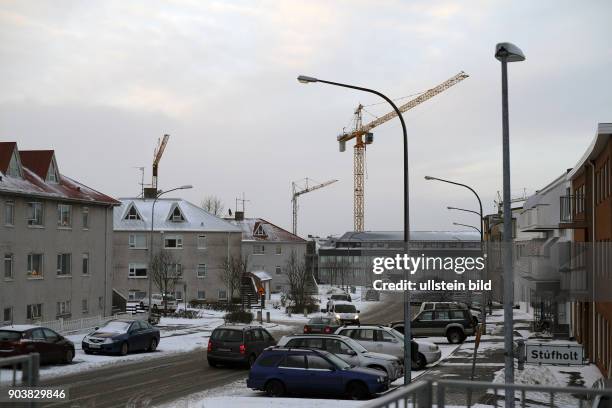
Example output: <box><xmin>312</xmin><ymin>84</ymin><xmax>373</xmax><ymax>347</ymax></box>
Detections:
<box><xmin>211</xmin><ymin>329</ymin><xmax>243</xmax><ymax>342</ymax></box>
<box><xmin>324</xmin><ymin>352</ymin><xmax>351</xmax><ymax>370</ymax></box>
<box><xmin>334</xmin><ymin>304</ymin><xmax>356</xmax><ymax>313</ymax></box>
<box><xmin>344</xmin><ymin>337</ymin><xmax>368</xmax><ymax>353</ymax></box>
<box><xmin>331</xmin><ymin>295</ymin><xmax>347</xmax><ymax>300</ymax></box>
<box><xmin>0</xmin><ymin>330</ymin><xmax>22</xmax><ymax>341</ymax></box>
<box><xmin>389</xmin><ymin>328</ymin><xmax>404</xmax><ymax>340</ymax></box>
<box><xmin>308</xmin><ymin>318</ymin><xmax>323</xmax><ymax>324</ymax></box>
<box><xmin>98</xmin><ymin>321</ymin><xmax>131</xmax><ymax>333</ymax></box>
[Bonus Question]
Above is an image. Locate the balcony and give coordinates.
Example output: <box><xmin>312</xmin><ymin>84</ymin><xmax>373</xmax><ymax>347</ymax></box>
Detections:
<box><xmin>559</xmin><ymin>195</ymin><xmax>586</xmax><ymax>228</ymax></box>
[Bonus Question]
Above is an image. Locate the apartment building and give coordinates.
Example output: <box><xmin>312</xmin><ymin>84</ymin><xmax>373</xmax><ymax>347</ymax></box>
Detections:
<box><xmin>112</xmin><ymin>198</ymin><xmax>242</xmax><ymax>305</ymax></box>
<box><xmin>0</xmin><ymin>142</ymin><xmax>118</xmax><ymax>324</ymax></box>
<box><xmin>225</xmin><ymin>211</ymin><xmax>307</xmax><ymax>295</ymax></box>
<box><xmin>515</xmin><ymin>173</ymin><xmax>572</xmax><ymax>336</ymax></box>
<box><xmin>559</xmin><ymin>123</ymin><xmax>612</xmax><ymax>377</ymax></box>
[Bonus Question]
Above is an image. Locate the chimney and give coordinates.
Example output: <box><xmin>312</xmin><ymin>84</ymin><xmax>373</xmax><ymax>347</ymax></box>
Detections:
<box><xmin>143</xmin><ymin>187</ymin><xmax>158</xmax><ymax>199</ymax></box>
<box><xmin>235</xmin><ymin>211</ymin><xmax>244</xmax><ymax>221</ymax></box>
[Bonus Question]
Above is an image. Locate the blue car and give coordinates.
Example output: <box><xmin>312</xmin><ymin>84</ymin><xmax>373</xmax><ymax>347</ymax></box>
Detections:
<box><xmin>82</xmin><ymin>319</ymin><xmax>160</xmax><ymax>355</ymax></box>
<box><xmin>247</xmin><ymin>347</ymin><xmax>389</xmax><ymax>400</ymax></box>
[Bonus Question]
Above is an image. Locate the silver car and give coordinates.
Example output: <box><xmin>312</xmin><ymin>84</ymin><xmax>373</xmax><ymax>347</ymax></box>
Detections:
<box><xmin>277</xmin><ymin>333</ymin><xmax>403</xmax><ymax>381</ymax></box>
<box><xmin>335</xmin><ymin>325</ymin><xmax>441</xmax><ymax>370</ymax></box>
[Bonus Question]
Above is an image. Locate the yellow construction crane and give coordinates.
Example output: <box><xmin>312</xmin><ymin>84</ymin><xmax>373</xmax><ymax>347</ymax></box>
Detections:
<box><xmin>337</xmin><ymin>72</ymin><xmax>469</xmax><ymax>231</ymax></box>
<box><xmin>292</xmin><ymin>178</ymin><xmax>338</xmax><ymax>236</ymax></box>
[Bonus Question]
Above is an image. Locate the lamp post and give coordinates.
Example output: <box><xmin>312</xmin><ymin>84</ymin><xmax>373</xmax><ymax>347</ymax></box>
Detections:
<box><xmin>495</xmin><ymin>41</ymin><xmax>525</xmax><ymax>408</ymax></box>
<box><xmin>452</xmin><ymin>222</ymin><xmax>482</xmax><ymax>235</ymax></box>
<box><xmin>425</xmin><ymin>176</ymin><xmax>487</xmax><ymax>327</ymax></box>
<box><xmin>148</xmin><ymin>185</ymin><xmax>193</xmax><ymax>320</ymax></box>
<box><xmin>447</xmin><ymin>206</ymin><xmax>481</xmax><ymax>218</ymax></box>
<box><xmin>298</xmin><ymin>74</ymin><xmax>412</xmax><ymax>384</ymax></box>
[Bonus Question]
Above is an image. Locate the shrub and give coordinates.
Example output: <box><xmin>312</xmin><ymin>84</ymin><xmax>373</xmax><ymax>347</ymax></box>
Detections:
<box><xmin>224</xmin><ymin>310</ymin><xmax>254</xmax><ymax>324</ymax></box>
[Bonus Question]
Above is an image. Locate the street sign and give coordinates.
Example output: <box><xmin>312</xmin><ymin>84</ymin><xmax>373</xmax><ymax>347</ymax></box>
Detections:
<box><xmin>525</xmin><ymin>343</ymin><xmax>584</xmax><ymax>366</ymax></box>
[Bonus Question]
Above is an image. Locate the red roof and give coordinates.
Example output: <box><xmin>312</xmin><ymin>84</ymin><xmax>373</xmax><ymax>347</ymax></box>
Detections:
<box><xmin>0</xmin><ymin>142</ymin><xmax>119</xmax><ymax>206</ymax></box>
<box><xmin>0</xmin><ymin>142</ymin><xmax>17</xmax><ymax>173</ymax></box>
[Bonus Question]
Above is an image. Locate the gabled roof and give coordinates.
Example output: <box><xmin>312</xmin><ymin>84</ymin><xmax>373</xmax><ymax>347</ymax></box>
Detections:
<box><xmin>0</xmin><ymin>142</ymin><xmax>119</xmax><ymax>206</ymax></box>
<box><xmin>0</xmin><ymin>142</ymin><xmax>18</xmax><ymax>174</ymax></box>
<box><xmin>114</xmin><ymin>198</ymin><xmax>241</xmax><ymax>232</ymax></box>
<box><xmin>225</xmin><ymin>218</ymin><xmax>307</xmax><ymax>243</ymax></box>
<box><xmin>19</xmin><ymin>150</ymin><xmax>55</xmax><ymax>180</ymax></box>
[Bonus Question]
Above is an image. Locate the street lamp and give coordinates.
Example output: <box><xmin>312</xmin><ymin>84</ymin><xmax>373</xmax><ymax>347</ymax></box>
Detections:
<box><xmin>298</xmin><ymin>74</ymin><xmax>412</xmax><ymax>384</ymax></box>
<box><xmin>495</xmin><ymin>41</ymin><xmax>525</xmax><ymax>407</ymax></box>
<box><xmin>148</xmin><ymin>185</ymin><xmax>193</xmax><ymax>319</ymax></box>
<box><xmin>447</xmin><ymin>206</ymin><xmax>481</xmax><ymax>217</ymax></box>
<box><xmin>452</xmin><ymin>222</ymin><xmax>482</xmax><ymax>235</ymax></box>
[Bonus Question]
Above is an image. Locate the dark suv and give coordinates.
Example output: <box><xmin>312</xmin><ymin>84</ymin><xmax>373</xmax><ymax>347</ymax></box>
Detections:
<box><xmin>207</xmin><ymin>325</ymin><xmax>276</xmax><ymax>367</ymax></box>
<box><xmin>391</xmin><ymin>308</ymin><xmax>475</xmax><ymax>344</ymax></box>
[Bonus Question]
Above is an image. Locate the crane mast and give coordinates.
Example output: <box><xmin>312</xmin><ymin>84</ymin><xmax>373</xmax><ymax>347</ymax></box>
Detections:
<box><xmin>152</xmin><ymin>134</ymin><xmax>169</xmax><ymax>191</ymax></box>
<box><xmin>337</xmin><ymin>72</ymin><xmax>469</xmax><ymax>231</ymax></box>
<box><xmin>292</xmin><ymin>178</ymin><xmax>338</xmax><ymax>236</ymax></box>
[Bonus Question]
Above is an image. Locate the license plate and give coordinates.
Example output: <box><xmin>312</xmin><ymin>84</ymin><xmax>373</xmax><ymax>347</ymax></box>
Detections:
<box><xmin>89</xmin><ymin>344</ymin><xmax>101</xmax><ymax>349</ymax></box>
<box><xmin>217</xmin><ymin>348</ymin><xmax>231</xmax><ymax>352</ymax></box>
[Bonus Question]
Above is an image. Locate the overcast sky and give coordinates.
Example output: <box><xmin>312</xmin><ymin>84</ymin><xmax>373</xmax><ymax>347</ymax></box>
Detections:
<box><xmin>1</xmin><ymin>0</ymin><xmax>611</xmax><ymax>238</ymax></box>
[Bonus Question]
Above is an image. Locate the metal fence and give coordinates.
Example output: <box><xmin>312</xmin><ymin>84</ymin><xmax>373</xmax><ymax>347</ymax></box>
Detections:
<box><xmin>35</xmin><ymin>313</ymin><xmax>135</xmax><ymax>334</ymax></box>
<box><xmin>0</xmin><ymin>354</ymin><xmax>40</xmax><ymax>408</ymax></box>
<box><xmin>364</xmin><ymin>379</ymin><xmax>612</xmax><ymax>408</ymax></box>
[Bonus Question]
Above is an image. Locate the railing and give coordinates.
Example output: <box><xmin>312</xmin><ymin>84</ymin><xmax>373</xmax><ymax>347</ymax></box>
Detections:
<box><xmin>362</xmin><ymin>379</ymin><xmax>612</xmax><ymax>408</ymax></box>
<box><xmin>560</xmin><ymin>195</ymin><xmax>585</xmax><ymax>223</ymax></box>
<box><xmin>34</xmin><ymin>313</ymin><xmax>135</xmax><ymax>334</ymax></box>
<box><xmin>0</xmin><ymin>354</ymin><xmax>40</xmax><ymax>408</ymax></box>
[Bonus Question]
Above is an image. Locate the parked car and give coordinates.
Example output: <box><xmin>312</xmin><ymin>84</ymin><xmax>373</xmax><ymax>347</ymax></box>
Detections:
<box><xmin>364</xmin><ymin>289</ymin><xmax>380</xmax><ymax>301</ymax></box>
<box><xmin>325</xmin><ymin>301</ymin><xmax>360</xmax><ymax>324</ymax></box>
<box><xmin>392</xmin><ymin>308</ymin><xmax>475</xmax><ymax>344</ymax></box>
<box><xmin>330</xmin><ymin>293</ymin><xmax>352</xmax><ymax>302</ymax></box>
<box><xmin>303</xmin><ymin>316</ymin><xmax>342</xmax><ymax>334</ymax></box>
<box><xmin>82</xmin><ymin>319</ymin><xmax>160</xmax><ymax>355</ymax></box>
<box><xmin>246</xmin><ymin>347</ymin><xmax>389</xmax><ymax>399</ymax></box>
<box><xmin>140</xmin><ymin>294</ymin><xmax>177</xmax><ymax>312</ymax></box>
<box><xmin>207</xmin><ymin>325</ymin><xmax>276</xmax><ymax>368</ymax></box>
<box><xmin>277</xmin><ymin>333</ymin><xmax>402</xmax><ymax>381</ymax></box>
<box><xmin>0</xmin><ymin>325</ymin><xmax>75</xmax><ymax>364</ymax></box>
<box><xmin>335</xmin><ymin>325</ymin><xmax>441</xmax><ymax>370</ymax></box>
<box><xmin>420</xmin><ymin>301</ymin><xmax>479</xmax><ymax>325</ymax></box>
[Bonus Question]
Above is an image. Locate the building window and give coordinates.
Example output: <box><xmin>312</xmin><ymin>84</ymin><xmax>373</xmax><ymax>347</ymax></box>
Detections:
<box><xmin>56</xmin><ymin>300</ymin><xmax>71</xmax><ymax>317</ymax></box>
<box><xmin>218</xmin><ymin>289</ymin><xmax>227</xmax><ymax>300</ymax></box>
<box><xmin>82</xmin><ymin>299</ymin><xmax>88</xmax><ymax>314</ymax></box>
<box><xmin>26</xmin><ymin>202</ymin><xmax>44</xmax><ymax>226</ymax></box>
<box><xmin>3</xmin><ymin>307</ymin><xmax>12</xmax><ymax>323</ymax></box>
<box><xmin>253</xmin><ymin>244</ymin><xmax>265</xmax><ymax>254</ymax></box>
<box><xmin>46</xmin><ymin>161</ymin><xmax>59</xmax><ymax>183</ymax></box>
<box><xmin>26</xmin><ymin>304</ymin><xmax>42</xmax><ymax>320</ymax></box>
<box><xmin>197</xmin><ymin>290</ymin><xmax>206</xmax><ymax>300</ymax></box>
<box><xmin>57</xmin><ymin>204</ymin><xmax>72</xmax><ymax>227</ymax></box>
<box><xmin>254</xmin><ymin>223</ymin><xmax>266</xmax><ymax>237</ymax></box>
<box><xmin>128</xmin><ymin>263</ymin><xmax>148</xmax><ymax>278</ymax></box>
<box><xmin>164</xmin><ymin>235</ymin><xmax>183</xmax><ymax>249</ymax></box>
<box><xmin>197</xmin><ymin>235</ymin><xmax>207</xmax><ymax>249</ymax></box>
<box><xmin>4</xmin><ymin>201</ymin><xmax>14</xmax><ymax>226</ymax></box>
<box><xmin>57</xmin><ymin>253</ymin><xmax>72</xmax><ymax>276</ymax></box>
<box><xmin>82</xmin><ymin>207</ymin><xmax>89</xmax><ymax>229</ymax></box>
<box><xmin>129</xmin><ymin>234</ymin><xmax>147</xmax><ymax>249</ymax></box>
<box><xmin>169</xmin><ymin>205</ymin><xmax>185</xmax><ymax>222</ymax></box>
<box><xmin>82</xmin><ymin>253</ymin><xmax>89</xmax><ymax>275</ymax></box>
<box><xmin>197</xmin><ymin>263</ymin><xmax>207</xmax><ymax>278</ymax></box>
<box><xmin>27</xmin><ymin>253</ymin><xmax>43</xmax><ymax>278</ymax></box>
<box><xmin>125</xmin><ymin>204</ymin><xmax>141</xmax><ymax>220</ymax></box>
<box><xmin>275</xmin><ymin>245</ymin><xmax>282</xmax><ymax>255</ymax></box>
<box><xmin>169</xmin><ymin>263</ymin><xmax>182</xmax><ymax>277</ymax></box>
<box><xmin>4</xmin><ymin>254</ymin><xmax>13</xmax><ymax>279</ymax></box>
<box><xmin>175</xmin><ymin>291</ymin><xmax>183</xmax><ymax>301</ymax></box>
<box><xmin>128</xmin><ymin>290</ymin><xmax>146</xmax><ymax>301</ymax></box>
<box><xmin>275</xmin><ymin>266</ymin><xmax>282</xmax><ymax>275</ymax></box>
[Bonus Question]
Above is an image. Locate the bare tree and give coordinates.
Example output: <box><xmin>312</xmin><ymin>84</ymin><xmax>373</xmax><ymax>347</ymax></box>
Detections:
<box><xmin>219</xmin><ymin>255</ymin><xmax>246</xmax><ymax>301</ymax></box>
<box><xmin>285</xmin><ymin>251</ymin><xmax>315</xmax><ymax>311</ymax></box>
<box><xmin>151</xmin><ymin>250</ymin><xmax>182</xmax><ymax>311</ymax></box>
<box><xmin>201</xmin><ymin>195</ymin><xmax>225</xmax><ymax>217</ymax></box>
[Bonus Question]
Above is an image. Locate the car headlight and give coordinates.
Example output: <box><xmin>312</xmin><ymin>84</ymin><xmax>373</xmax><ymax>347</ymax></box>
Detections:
<box><xmin>354</xmin><ymin>315</ymin><xmax>359</xmax><ymax>320</ymax></box>
<box><xmin>429</xmin><ymin>345</ymin><xmax>438</xmax><ymax>351</ymax></box>
<box><xmin>377</xmin><ymin>376</ymin><xmax>385</xmax><ymax>383</ymax></box>
<box><xmin>335</xmin><ymin>314</ymin><xmax>341</xmax><ymax>319</ymax></box>
<box><xmin>103</xmin><ymin>338</ymin><xmax>115</xmax><ymax>344</ymax></box>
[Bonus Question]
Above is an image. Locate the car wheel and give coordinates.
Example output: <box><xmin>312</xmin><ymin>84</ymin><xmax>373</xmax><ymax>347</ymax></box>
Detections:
<box><xmin>247</xmin><ymin>354</ymin><xmax>257</xmax><ymax>368</ymax></box>
<box><xmin>416</xmin><ymin>353</ymin><xmax>427</xmax><ymax>370</ymax></box>
<box><xmin>446</xmin><ymin>329</ymin><xmax>464</xmax><ymax>344</ymax></box>
<box><xmin>347</xmin><ymin>381</ymin><xmax>369</xmax><ymax>400</ymax></box>
<box><xmin>64</xmin><ymin>349</ymin><xmax>74</xmax><ymax>364</ymax></box>
<box><xmin>265</xmin><ymin>380</ymin><xmax>285</xmax><ymax>397</ymax></box>
<box><xmin>120</xmin><ymin>342</ymin><xmax>129</xmax><ymax>356</ymax></box>
<box><xmin>148</xmin><ymin>338</ymin><xmax>158</xmax><ymax>352</ymax></box>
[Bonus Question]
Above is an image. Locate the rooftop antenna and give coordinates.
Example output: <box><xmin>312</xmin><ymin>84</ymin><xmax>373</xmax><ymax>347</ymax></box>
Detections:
<box><xmin>236</xmin><ymin>192</ymin><xmax>250</xmax><ymax>214</ymax></box>
<box><xmin>134</xmin><ymin>166</ymin><xmax>145</xmax><ymax>198</ymax></box>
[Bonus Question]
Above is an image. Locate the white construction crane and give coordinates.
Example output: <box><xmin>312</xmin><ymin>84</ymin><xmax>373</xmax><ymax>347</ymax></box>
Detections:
<box><xmin>337</xmin><ymin>72</ymin><xmax>469</xmax><ymax>232</ymax></box>
<box><xmin>292</xmin><ymin>178</ymin><xmax>338</xmax><ymax>236</ymax></box>
<box><xmin>152</xmin><ymin>134</ymin><xmax>169</xmax><ymax>191</ymax></box>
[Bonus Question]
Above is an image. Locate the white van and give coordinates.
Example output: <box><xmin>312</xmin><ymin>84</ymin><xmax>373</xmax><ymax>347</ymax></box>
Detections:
<box><xmin>326</xmin><ymin>301</ymin><xmax>360</xmax><ymax>324</ymax></box>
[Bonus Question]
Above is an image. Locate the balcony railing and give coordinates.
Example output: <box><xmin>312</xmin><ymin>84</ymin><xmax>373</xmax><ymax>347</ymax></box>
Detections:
<box><xmin>560</xmin><ymin>195</ymin><xmax>584</xmax><ymax>223</ymax></box>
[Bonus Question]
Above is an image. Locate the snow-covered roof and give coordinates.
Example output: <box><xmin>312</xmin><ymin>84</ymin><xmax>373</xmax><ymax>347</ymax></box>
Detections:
<box><xmin>336</xmin><ymin>230</ymin><xmax>480</xmax><ymax>242</ymax></box>
<box><xmin>0</xmin><ymin>324</ymin><xmax>39</xmax><ymax>331</ymax></box>
<box><xmin>114</xmin><ymin>198</ymin><xmax>241</xmax><ymax>232</ymax></box>
<box><xmin>251</xmin><ymin>270</ymin><xmax>272</xmax><ymax>281</ymax></box>
<box><xmin>225</xmin><ymin>217</ymin><xmax>306</xmax><ymax>243</ymax></box>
